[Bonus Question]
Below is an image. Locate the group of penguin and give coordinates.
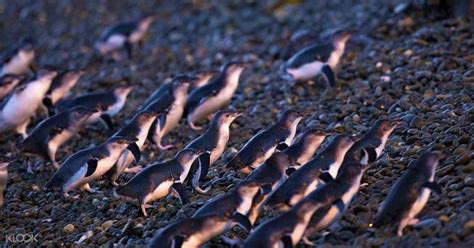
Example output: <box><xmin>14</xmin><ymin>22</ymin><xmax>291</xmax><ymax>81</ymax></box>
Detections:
<box><xmin>0</xmin><ymin>14</ymin><xmax>444</xmax><ymax>248</ymax></box>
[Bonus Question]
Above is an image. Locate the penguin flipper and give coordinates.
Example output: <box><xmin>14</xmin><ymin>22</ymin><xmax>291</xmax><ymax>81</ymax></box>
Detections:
<box><xmin>321</xmin><ymin>64</ymin><xmax>336</xmax><ymax>87</ymax></box>
<box><xmin>198</xmin><ymin>152</ymin><xmax>211</xmax><ymax>181</ymax></box>
<box><xmin>100</xmin><ymin>114</ymin><xmax>114</xmax><ymax>129</ymax></box>
<box><xmin>127</xmin><ymin>143</ymin><xmax>141</xmax><ymax>163</ymax></box>
<box><xmin>85</xmin><ymin>158</ymin><xmax>99</xmax><ymax>177</ymax></box>
<box><xmin>158</xmin><ymin>113</ymin><xmax>167</xmax><ymax>130</ymax></box>
<box><xmin>281</xmin><ymin>235</ymin><xmax>293</xmax><ymax>248</ymax></box>
<box><xmin>260</xmin><ymin>184</ymin><xmax>273</xmax><ymax>195</ymax></box>
<box><xmin>173</xmin><ymin>236</ymin><xmax>185</xmax><ymax>248</ymax></box>
<box><xmin>231</xmin><ymin>212</ymin><xmax>252</xmax><ymax>232</ymax></box>
<box><xmin>43</xmin><ymin>97</ymin><xmax>55</xmax><ymax>115</ymax></box>
<box><xmin>319</xmin><ymin>172</ymin><xmax>334</xmax><ymax>183</ymax></box>
<box><xmin>286</xmin><ymin>167</ymin><xmax>296</xmax><ymax>176</ymax></box>
<box><xmin>421</xmin><ymin>181</ymin><xmax>442</xmax><ymax>194</ymax></box>
<box><xmin>172</xmin><ymin>182</ymin><xmax>190</xmax><ymax>205</ymax></box>
<box><xmin>276</xmin><ymin>142</ymin><xmax>289</xmax><ymax>151</ymax></box>
<box><xmin>124</xmin><ymin>41</ymin><xmax>132</xmax><ymax>59</ymax></box>
<box><xmin>334</xmin><ymin>198</ymin><xmax>345</xmax><ymax>213</ymax></box>
<box><xmin>364</xmin><ymin>146</ymin><xmax>378</xmax><ymax>163</ymax></box>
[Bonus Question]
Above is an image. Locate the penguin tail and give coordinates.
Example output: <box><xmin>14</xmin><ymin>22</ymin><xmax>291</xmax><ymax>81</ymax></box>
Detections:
<box><xmin>44</xmin><ymin>176</ymin><xmax>61</xmax><ymax>190</ymax></box>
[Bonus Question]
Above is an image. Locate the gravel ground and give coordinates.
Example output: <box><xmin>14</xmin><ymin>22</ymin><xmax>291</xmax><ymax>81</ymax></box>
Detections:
<box><xmin>0</xmin><ymin>0</ymin><xmax>473</xmax><ymax>247</ymax></box>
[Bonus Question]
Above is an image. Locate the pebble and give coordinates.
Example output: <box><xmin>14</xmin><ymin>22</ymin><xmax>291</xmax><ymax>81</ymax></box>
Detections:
<box><xmin>63</xmin><ymin>224</ymin><xmax>75</xmax><ymax>234</ymax></box>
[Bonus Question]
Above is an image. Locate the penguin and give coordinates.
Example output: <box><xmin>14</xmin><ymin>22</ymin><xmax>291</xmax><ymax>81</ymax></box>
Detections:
<box><xmin>0</xmin><ymin>37</ymin><xmax>36</xmax><ymax>76</ymax></box>
<box><xmin>282</xmin><ymin>128</ymin><xmax>330</xmax><ymax>171</ymax></box>
<box><xmin>20</xmin><ymin>106</ymin><xmax>98</xmax><ymax>171</ymax></box>
<box><xmin>302</xmin><ymin>147</ymin><xmax>377</xmax><ymax>244</ymax></box>
<box><xmin>95</xmin><ymin>15</ymin><xmax>155</xmax><ymax>59</ymax></box>
<box><xmin>373</xmin><ymin>152</ymin><xmax>442</xmax><ymax>236</ymax></box>
<box><xmin>144</xmin><ymin>75</ymin><xmax>192</xmax><ymax>150</ymax></box>
<box><xmin>107</xmin><ymin>110</ymin><xmax>158</xmax><ymax>186</ymax></box>
<box><xmin>0</xmin><ymin>157</ymin><xmax>10</xmax><ymax>206</ymax></box>
<box><xmin>184</xmin><ymin>110</ymin><xmax>243</xmax><ymax>194</ymax></box>
<box><xmin>141</xmin><ymin>71</ymin><xmax>217</xmax><ymax>109</ymax></box>
<box><xmin>184</xmin><ymin>62</ymin><xmax>246</xmax><ymax>131</ymax></box>
<box><xmin>0</xmin><ymin>74</ymin><xmax>25</xmax><ymax>101</ymax></box>
<box><xmin>55</xmin><ymin>85</ymin><xmax>133</xmax><ymax>129</ymax></box>
<box><xmin>0</xmin><ymin>68</ymin><xmax>58</xmax><ymax>138</ymax></box>
<box><xmin>115</xmin><ymin>148</ymin><xmax>207</xmax><ymax>217</ymax></box>
<box><xmin>283</xmin><ymin>30</ymin><xmax>352</xmax><ymax>88</ymax></box>
<box><xmin>264</xmin><ymin>134</ymin><xmax>356</xmax><ymax>209</ymax></box>
<box><xmin>242</xmin><ymin>196</ymin><xmax>338</xmax><ymax>248</ymax></box>
<box><xmin>346</xmin><ymin>118</ymin><xmax>401</xmax><ymax>161</ymax></box>
<box><xmin>225</xmin><ymin>110</ymin><xmax>306</xmax><ymax>173</ymax></box>
<box><xmin>45</xmin><ymin>136</ymin><xmax>140</xmax><ymax>197</ymax></box>
<box><xmin>193</xmin><ymin>180</ymin><xmax>263</xmax><ymax>220</ymax></box>
<box><xmin>148</xmin><ymin>213</ymin><xmax>249</xmax><ymax>248</ymax></box>
<box><xmin>43</xmin><ymin>68</ymin><xmax>85</xmax><ymax>115</ymax></box>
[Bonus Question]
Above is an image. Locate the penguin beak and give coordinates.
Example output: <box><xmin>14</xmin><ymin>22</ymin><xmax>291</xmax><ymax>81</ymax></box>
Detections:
<box><xmin>233</xmin><ymin>111</ymin><xmax>244</xmax><ymax>118</ymax></box>
<box><xmin>300</xmin><ymin>110</ymin><xmax>311</xmax><ymax>118</ymax></box>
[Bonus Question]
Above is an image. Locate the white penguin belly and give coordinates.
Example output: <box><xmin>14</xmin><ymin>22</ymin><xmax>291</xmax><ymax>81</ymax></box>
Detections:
<box><xmin>106</xmin><ymin>98</ymin><xmax>127</xmax><ymax>117</ymax></box>
<box><xmin>161</xmin><ymin>103</ymin><xmax>184</xmax><ymax>137</ymax></box>
<box><xmin>85</xmin><ymin>112</ymin><xmax>104</xmax><ymax>125</ymax></box>
<box><xmin>287</xmin><ymin>61</ymin><xmax>323</xmax><ymax>81</ymax></box>
<box><xmin>237</xmin><ymin>196</ymin><xmax>254</xmax><ymax>215</ymax></box>
<box><xmin>291</xmin><ymin>210</ymin><xmax>314</xmax><ymax>245</ymax></box>
<box><xmin>104</xmin><ymin>35</ymin><xmax>127</xmax><ymax>51</ymax></box>
<box><xmin>409</xmin><ymin>188</ymin><xmax>431</xmax><ymax>218</ymax></box>
<box><xmin>1</xmin><ymin>84</ymin><xmax>45</xmax><ymax>125</ymax></box>
<box><xmin>250</xmin><ymin>146</ymin><xmax>276</xmax><ymax>169</ymax></box>
<box><xmin>181</xmin><ymin>223</ymin><xmax>227</xmax><ymax>248</ymax></box>
<box><xmin>189</xmin><ymin>87</ymin><xmax>235</xmax><ymax>122</ymax></box>
<box><xmin>143</xmin><ymin>180</ymin><xmax>174</xmax><ymax>204</ymax></box>
<box><xmin>48</xmin><ymin>130</ymin><xmax>75</xmax><ymax>154</ymax></box>
<box><xmin>210</xmin><ymin>131</ymin><xmax>229</xmax><ymax>164</ymax></box>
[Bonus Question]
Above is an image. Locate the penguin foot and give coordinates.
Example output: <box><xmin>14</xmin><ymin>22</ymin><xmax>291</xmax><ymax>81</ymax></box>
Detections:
<box><xmin>111</xmin><ymin>181</ymin><xmax>120</xmax><ymax>187</ymax></box>
<box><xmin>124</xmin><ymin>165</ymin><xmax>143</xmax><ymax>174</ymax></box>
<box><xmin>140</xmin><ymin>204</ymin><xmax>149</xmax><ymax>217</ymax></box>
<box><xmin>409</xmin><ymin>218</ymin><xmax>419</xmax><ymax>225</ymax></box>
<box><xmin>302</xmin><ymin>236</ymin><xmax>315</xmax><ymax>246</ymax></box>
<box><xmin>188</xmin><ymin>122</ymin><xmax>203</xmax><ymax>131</ymax></box>
<box><xmin>64</xmin><ymin>192</ymin><xmax>81</xmax><ymax>200</ymax></box>
<box><xmin>158</xmin><ymin>143</ymin><xmax>174</xmax><ymax>151</ymax></box>
<box><xmin>194</xmin><ymin>185</ymin><xmax>211</xmax><ymax>194</ymax></box>
<box><xmin>81</xmin><ymin>183</ymin><xmax>103</xmax><ymax>194</ymax></box>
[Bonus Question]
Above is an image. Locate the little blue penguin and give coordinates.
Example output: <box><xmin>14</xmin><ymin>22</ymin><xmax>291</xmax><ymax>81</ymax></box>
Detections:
<box><xmin>184</xmin><ymin>62</ymin><xmax>246</xmax><ymax>131</ymax></box>
<box><xmin>0</xmin><ymin>37</ymin><xmax>36</xmax><ymax>76</ymax></box>
<box><xmin>226</xmin><ymin>109</ymin><xmax>306</xmax><ymax>173</ymax></box>
<box><xmin>0</xmin><ymin>68</ymin><xmax>58</xmax><ymax>138</ymax></box>
<box><xmin>43</xmin><ymin>68</ymin><xmax>85</xmax><ymax>115</ymax></box>
<box><xmin>95</xmin><ymin>15</ymin><xmax>155</xmax><ymax>59</ymax></box>
<box><xmin>115</xmin><ymin>148</ymin><xmax>207</xmax><ymax>217</ymax></box>
<box><xmin>20</xmin><ymin>106</ymin><xmax>98</xmax><ymax>171</ymax></box>
<box><xmin>283</xmin><ymin>30</ymin><xmax>352</xmax><ymax>88</ymax></box>
<box><xmin>374</xmin><ymin>152</ymin><xmax>442</xmax><ymax>236</ymax></box>
<box><xmin>45</xmin><ymin>136</ymin><xmax>140</xmax><ymax>198</ymax></box>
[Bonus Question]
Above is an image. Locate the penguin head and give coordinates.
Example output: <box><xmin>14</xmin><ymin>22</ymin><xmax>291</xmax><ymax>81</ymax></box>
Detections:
<box><xmin>221</xmin><ymin>62</ymin><xmax>246</xmax><ymax>76</ymax></box>
<box><xmin>213</xmin><ymin>110</ymin><xmax>243</xmax><ymax>126</ymax></box>
<box><xmin>415</xmin><ymin>151</ymin><xmax>441</xmax><ymax>176</ymax></box>
<box><xmin>134</xmin><ymin>110</ymin><xmax>159</xmax><ymax>125</ymax></box>
<box><xmin>175</xmin><ymin>148</ymin><xmax>208</xmax><ymax>165</ymax></box>
<box><xmin>36</xmin><ymin>67</ymin><xmax>58</xmax><ymax>81</ymax></box>
<box><xmin>332</xmin><ymin>30</ymin><xmax>353</xmax><ymax>47</ymax></box>
<box><xmin>69</xmin><ymin>106</ymin><xmax>98</xmax><ymax>121</ymax></box>
<box><xmin>192</xmin><ymin>70</ymin><xmax>218</xmax><ymax>88</ymax></box>
<box><xmin>267</xmin><ymin>152</ymin><xmax>291</xmax><ymax>172</ymax></box>
<box><xmin>171</xmin><ymin>75</ymin><xmax>193</xmax><ymax>96</ymax></box>
<box><xmin>0</xmin><ymin>74</ymin><xmax>26</xmax><ymax>87</ymax></box>
<box><xmin>372</xmin><ymin>119</ymin><xmax>399</xmax><ymax>138</ymax></box>
<box><xmin>113</xmin><ymin>85</ymin><xmax>133</xmax><ymax>98</ymax></box>
<box><xmin>278</xmin><ymin>109</ymin><xmax>307</xmax><ymax>126</ymax></box>
<box><xmin>18</xmin><ymin>37</ymin><xmax>35</xmax><ymax>52</ymax></box>
<box><xmin>235</xmin><ymin>181</ymin><xmax>261</xmax><ymax>198</ymax></box>
<box><xmin>107</xmin><ymin>136</ymin><xmax>139</xmax><ymax>149</ymax></box>
<box><xmin>299</xmin><ymin>128</ymin><xmax>331</xmax><ymax>146</ymax></box>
